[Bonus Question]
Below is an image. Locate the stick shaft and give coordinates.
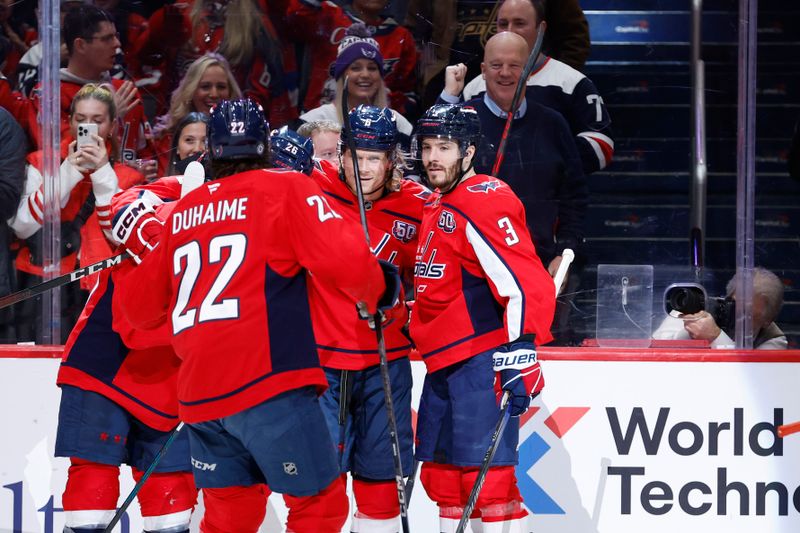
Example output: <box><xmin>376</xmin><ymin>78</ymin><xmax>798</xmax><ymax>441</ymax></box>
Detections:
<box><xmin>103</xmin><ymin>422</ymin><xmax>184</xmax><ymax>532</ymax></box>
<box><xmin>0</xmin><ymin>252</ymin><xmax>130</xmax><ymax>310</ymax></box>
<box><xmin>341</xmin><ymin>80</ymin><xmax>410</xmax><ymax>532</ymax></box>
<box><xmin>491</xmin><ymin>27</ymin><xmax>547</xmax><ymax>177</ymax></box>
<box><xmin>456</xmin><ymin>392</ymin><xmax>512</xmax><ymax>533</ymax></box>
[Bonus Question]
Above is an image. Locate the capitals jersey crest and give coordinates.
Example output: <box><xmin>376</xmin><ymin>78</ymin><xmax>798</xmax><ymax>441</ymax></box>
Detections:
<box><xmin>467</xmin><ymin>180</ymin><xmax>502</xmax><ymax>194</ymax></box>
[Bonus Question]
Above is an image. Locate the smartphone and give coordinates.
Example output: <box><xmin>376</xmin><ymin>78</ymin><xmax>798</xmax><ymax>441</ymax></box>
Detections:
<box><xmin>76</xmin><ymin>123</ymin><xmax>99</xmax><ymax>148</ymax></box>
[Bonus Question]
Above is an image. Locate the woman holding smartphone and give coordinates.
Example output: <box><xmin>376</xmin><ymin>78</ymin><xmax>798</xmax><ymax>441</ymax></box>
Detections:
<box><xmin>7</xmin><ymin>83</ymin><xmax>144</xmax><ymax>341</ymax></box>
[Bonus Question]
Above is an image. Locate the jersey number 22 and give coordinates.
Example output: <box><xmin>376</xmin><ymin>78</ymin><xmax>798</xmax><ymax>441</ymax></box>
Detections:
<box><xmin>172</xmin><ymin>233</ymin><xmax>247</xmax><ymax>334</ymax></box>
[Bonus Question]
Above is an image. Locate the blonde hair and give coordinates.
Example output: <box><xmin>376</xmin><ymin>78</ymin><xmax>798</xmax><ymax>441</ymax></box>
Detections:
<box><xmin>191</xmin><ymin>0</ymin><xmax>262</xmax><ymax>66</ymax></box>
<box><xmin>69</xmin><ymin>83</ymin><xmax>120</xmax><ymax>162</ymax></box>
<box><xmin>334</xmin><ymin>77</ymin><xmax>389</xmax><ymax>123</ymax></box>
<box><xmin>341</xmin><ymin>145</ymin><xmax>408</xmax><ymax>195</ymax></box>
<box><xmin>297</xmin><ymin>119</ymin><xmax>342</xmax><ymax>138</ymax></box>
<box><xmin>159</xmin><ymin>53</ymin><xmax>242</xmax><ymax>136</ymax></box>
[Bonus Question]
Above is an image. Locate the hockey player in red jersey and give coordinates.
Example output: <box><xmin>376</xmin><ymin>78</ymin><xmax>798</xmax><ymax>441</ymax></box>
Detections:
<box><xmin>410</xmin><ymin>104</ymin><xmax>556</xmax><ymax>532</ymax></box>
<box><xmin>54</xmin><ymin>178</ymin><xmax>198</xmax><ymax>532</ymax></box>
<box><xmin>115</xmin><ymin>98</ymin><xmax>398</xmax><ymax>533</ymax></box>
<box><xmin>308</xmin><ymin>105</ymin><xmax>428</xmax><ymax>531</ymax></box>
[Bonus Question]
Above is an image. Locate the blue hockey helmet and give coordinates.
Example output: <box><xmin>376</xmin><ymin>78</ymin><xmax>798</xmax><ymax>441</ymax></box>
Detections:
<box><xmin>411</xmin><ymin>104</ymin><xmax>481</xmax><ymax>160</ymax></box>
<box><xmin>340</xmin><ymin>104</ymin><xmax>398</xmax><ymax>153</ymax></box>
<box><xmin>270</xmin><ymin>126</ymin><xmax>314</xmax><ymax>175</ymax></box>
<box><xmin>208</xmin><ymin>99</ymin><xmax>268</xmax><ymax>161</ymax></box>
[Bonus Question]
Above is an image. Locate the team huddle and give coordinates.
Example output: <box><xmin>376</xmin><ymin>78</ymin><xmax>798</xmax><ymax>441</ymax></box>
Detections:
<box><xmin>55</xmin><ymin>98</ymin><xmax>556</xmax><ymax>533</ymax></box>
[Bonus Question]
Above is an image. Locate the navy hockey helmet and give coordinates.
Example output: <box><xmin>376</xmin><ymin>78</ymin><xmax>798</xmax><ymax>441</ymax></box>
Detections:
<box><xmin>270</xmin><ymin>126</ymin><xmax>314</xmax><ymax>175</ymax></box>
<box><xmin>208</xmin><ymin>99</ymin><xmax>268</xmax><ymax>161</ymax></box>
<box><xmin>411</xmin><ymin>104</ymin><xmax>481</xmax><ymax>161</ymax></box>
<box><xmin>340</xmin><ymin>104</ymin><xmax>398</xmax><ymax>153</ymax></box>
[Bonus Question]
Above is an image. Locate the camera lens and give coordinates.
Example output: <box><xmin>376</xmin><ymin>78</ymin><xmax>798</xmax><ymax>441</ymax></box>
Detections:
<box><xmin>666</xmin><ymin>286</ymin><xmax>705</xmax><ymax>314</ymax></box>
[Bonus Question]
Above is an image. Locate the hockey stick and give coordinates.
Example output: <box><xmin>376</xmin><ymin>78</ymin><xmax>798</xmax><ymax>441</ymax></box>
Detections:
<box><xmin>342</xmin><ymin>80</ymin><xmax>411</xmax><ymax>533</ymax></box>
<box><xmin>0</xmin><ymin>251</ymin><xmax>130</xmax><ymax>311</ymax></box>
<box><xmin>456</xmin><ymin>247</ymin><xmax>574</xmax><ymax>531</ymax></box>
<box><xmin>552</xmin><ymin>248</ymin><xmax>575</xmax><ymax>296</ymax></box>
<box><xmin>103</xmin><ymin>422</ymin><xmax>185</xmax><ymax>533</ymax></box>
<box><xmin>491</xmin><ymin>26</ymin><xmax>546</xmax><ymax>177</ymax></box>
<box><xmin>404</xmin><ymin>456</ymin><xmax>420</xmax><ymax>502</ymax></box>
<box><xmin>0</xmin><ymin>162</ymin><xmax>207</xmax><ymax>311</ymax></box>
<box><xmin>456</xmin><ymin>392</ymin><xmax>512</xmax><ymax>533</ymax></box>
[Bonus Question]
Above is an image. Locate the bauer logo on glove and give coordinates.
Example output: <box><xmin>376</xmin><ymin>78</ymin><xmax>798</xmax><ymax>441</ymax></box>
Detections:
<box><xmin>492</xmin><ymin>348</ymin><xmax>538</xmax><ymax>370</ymax></box>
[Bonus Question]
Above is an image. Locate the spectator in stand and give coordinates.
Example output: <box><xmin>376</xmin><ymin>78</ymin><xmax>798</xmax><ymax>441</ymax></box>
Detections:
<box><xmin>166</xmin><ymin>111</ymin><xmax>210</xmax><ymax>177</ymax></box>
<box><xmin>298</xmin><ymin>120</ymin><xmax>342</xmax><ymax>164</ymax></box>
<box><xmin>455</xmin><ymin>0</ymin><xmax>614</xmax><ymax>175</ymax></box>
<box><xmin>439</xmin><ymin>32</ymin><xmax>587</xmax><ymax>303</ymax></box>
<box><xmin>406</xmin><ymin>0</ymin><xmax>589</xmax><ymax>111</ymax></box>
<box><xmin>8</xmin><ymin>0</ymin><xmax>80</xmax><ymax>125</ymax></box>
<box><xmin>286</xmin><ymin>0</ymin><xmax>417</xmax><ymax>116</ymax></box>
<box><xmin>0</xmin><ymin>0</ymin><xmax>36</xmax><ymax>79</ymax></box>
<box><xmin>25</xmin><ymin>4</ymin><xmax>153</xmax><ymax>175</ymax></box>
<box><xmin>298</xmin><ymin>25</ymin><xmax>413</xmax><ymax>147</ymax></box>
<box><xmin>90</xmin><ymin>0</ymin><xmax>150</xmax><ymax>82</ymax></box>
<box><xmin>133</xmin><ymin>0</ymin><xmax>298</xmax><ymax>127</ymax></box>
<box><xmin>0</xmin><ymin>107</ymin><xmax>26</xmax><ymax>343</ymax></box>
<box><xmin>151</xmin><ymin>53</ymin><xmax>241</xmax><ymax>176</ymax></box>
<box><xmin>7</xmin><ymin>84</ymin><xmax>144</xmax><ymax>341</ymax></box>
<box><xmin>653</xmin><ymin>268</ymin><xmax>788</xmax><ymax>350</ymax></box>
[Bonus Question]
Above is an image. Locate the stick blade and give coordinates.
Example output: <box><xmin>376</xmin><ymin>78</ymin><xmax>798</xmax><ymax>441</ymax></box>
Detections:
<box><xmin>180</xmin><ymin>161</ymin><xmax>206</xmax><ymax>198</ymax></box>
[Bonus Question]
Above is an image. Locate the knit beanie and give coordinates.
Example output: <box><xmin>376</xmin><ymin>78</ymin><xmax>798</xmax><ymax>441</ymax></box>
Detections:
<box><xmin>331</xmin><ymin>23</ymin><xmax>384</xmax><ymax>80</ymax></box>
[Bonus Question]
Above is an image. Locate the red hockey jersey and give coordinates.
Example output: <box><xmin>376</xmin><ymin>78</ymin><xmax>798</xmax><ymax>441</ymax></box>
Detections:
<box><xmin>410</xmin><ymin>174</ymin><xmax>555</xmax><ymax>373</ymax></box>
<box><xmin>58</xmin><ymin>266</ymin><xmax>179</xmax><ymax>431</ymax></box>
<box><xmin>308</xmin><ymin>161</ymin><xmax>428</xmax><ymax>369</ymax></box>
<box><xmin>57</xmin><ymin>176</ymin><xmax>185</xmax><ymax>431</ymax></box>
<box><xmin>116</xmin><ymin>169</ymin><xmax>386</xmax><ymax>423</ymax></box>
<box><xmin>286</xmin><ymin>0</ymin><xmax>417</xmax><ymax>114</ymax></box>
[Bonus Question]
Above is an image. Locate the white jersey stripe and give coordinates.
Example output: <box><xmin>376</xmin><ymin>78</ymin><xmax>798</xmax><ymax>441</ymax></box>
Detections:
<box><xmin>465</xmin><ymin>221</ymin><xmax>524</xmax><ymax>342</ymax></box>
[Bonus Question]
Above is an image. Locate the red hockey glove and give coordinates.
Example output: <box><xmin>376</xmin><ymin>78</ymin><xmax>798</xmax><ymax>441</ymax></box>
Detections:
<box><xmin>112</xmin><ymin>196</ymin><xmax>164</xmax><ymax>264</ymax></box>
<box><xmin>493</xmin><ymin>334</ymin><xmax>544</xmax><ymax>417</ymax></box>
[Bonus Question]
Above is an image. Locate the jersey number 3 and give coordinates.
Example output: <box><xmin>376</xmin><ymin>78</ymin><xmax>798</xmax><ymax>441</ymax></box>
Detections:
<box><xmin>498</xmin><ymin>217</ymin><xmax>519</xmax><ymax>246</ymax></box>
<box><xmin>172</xmin><ymin>233</ymin><xmax>247</xmax><ymax>334</ymax></box>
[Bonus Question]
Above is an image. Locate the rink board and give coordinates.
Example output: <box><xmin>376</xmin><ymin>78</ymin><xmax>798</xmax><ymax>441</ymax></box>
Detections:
<box><xmin>1</xmin><ymin>349</ymin><xmax>800</xmax><ymax>532</ymax></box>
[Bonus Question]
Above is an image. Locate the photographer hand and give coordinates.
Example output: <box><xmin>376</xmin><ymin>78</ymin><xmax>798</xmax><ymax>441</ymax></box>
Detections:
<box><xmin>681</xmin><ymin>311</ymin><xmax>721</xmax><ymax>341</ymax></box>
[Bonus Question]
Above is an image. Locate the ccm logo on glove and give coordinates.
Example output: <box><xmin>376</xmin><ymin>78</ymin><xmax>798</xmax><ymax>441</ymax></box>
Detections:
<box><xmin>114</xmin><ymin>199</ymin><xmax>154</xmax><ymax>243</ymax></box>
<box><xmin>492</xmin><ymin>348</ymin><xmax>538</xmax><ymax>370</ymax></box>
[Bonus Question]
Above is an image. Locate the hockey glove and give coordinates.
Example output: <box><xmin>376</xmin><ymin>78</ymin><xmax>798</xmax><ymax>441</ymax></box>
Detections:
<box><xmin>357</xmin><ymin>259</ymin><xmax>401</xmax><ymax>325</ymax></box>
<box><xmin>377</xmin><ymin>259</ymin><xmax>401</xmax><ymax>312</ymax></box>
<box><xmin>112</xmin><ymin>193</ymin><xmax>164</xmax><ymax>264</ymax></box>
<box><xmin>492</xmin><ymin>334</ymin><xmax>544</xmax><ymax>417</ymax></box>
